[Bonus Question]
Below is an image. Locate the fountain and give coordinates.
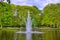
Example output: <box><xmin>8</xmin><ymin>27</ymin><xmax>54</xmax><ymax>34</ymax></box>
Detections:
<box><xmin>14</xmin><ymin>11</ymin><xmax>43</xmax><ymax>40</ymax></box>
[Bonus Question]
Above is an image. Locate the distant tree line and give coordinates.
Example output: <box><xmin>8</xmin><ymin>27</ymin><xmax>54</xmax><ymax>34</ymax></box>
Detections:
<box><xmin>0</xmin><ymin>2</ymin><xmax>60</xmax><ymax>28</ymax></box>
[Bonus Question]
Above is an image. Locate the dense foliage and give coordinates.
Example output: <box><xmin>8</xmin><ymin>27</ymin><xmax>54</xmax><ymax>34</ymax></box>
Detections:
<box><xmin>0</xmin><ymin>2</ymin><xmax>42</xmax><ymax>27</ymax></box>
<box><xmin>0</xmin><ymin>2</ymin><xmax>60</xmax><ymax>28</ymax></box>
<box><xmin>41</xmin><ymin>4</ymin><xmax>60</xmax><ymax>28</ymax></box>
<box><xmin>16</xmin><ymin>6</ymin><xmax>42</xmax><ymax>27</ymax></box>
<box><xmin>0</xmin><ymin>2</ymin><xmax>15</xmax><ymax>27</ymax></box>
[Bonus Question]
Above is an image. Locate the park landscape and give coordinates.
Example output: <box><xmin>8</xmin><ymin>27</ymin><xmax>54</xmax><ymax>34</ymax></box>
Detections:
<box><xmin>0</xmin><ymin>1</ymin><xmax>60</xmax><ymax>40</ymax></box>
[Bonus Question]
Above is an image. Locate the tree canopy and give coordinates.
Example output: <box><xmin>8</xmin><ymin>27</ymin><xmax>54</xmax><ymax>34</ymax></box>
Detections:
<box><xmin>0</xmin><ymin>2</ymin><xmax>42</xmax><ymax>27</ymax></box>
<box><xmin>41</xmin><ymin>3</ymin><xmax>60</xmax><ymax>28</ymax></box>
<box><xmin>0</xmin><ymin>2</ymin><xmax>60</xmax><ymax>28</ymax></box>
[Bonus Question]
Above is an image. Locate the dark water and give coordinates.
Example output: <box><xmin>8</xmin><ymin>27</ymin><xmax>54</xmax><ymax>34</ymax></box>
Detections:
<box><xmin>42</xmin><ymin>29</ymin><xmax>60</xmax><ymax>40</ymax></box>
<box><xmin>0</xmin><ymin>29</ymin><xmax>60</xmax><ymax>40</ymax></box>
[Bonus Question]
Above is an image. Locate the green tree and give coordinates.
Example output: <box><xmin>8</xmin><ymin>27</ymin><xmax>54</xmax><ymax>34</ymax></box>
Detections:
<box><xmin>0</xmin><ymin>2</ymin><xmax>42</xmax><ymax>27</ymax></box>
<box><xmin>0</xmin><ymin>2</ymin><xmax>15</xmax><ymax>27</ymax></box>
<box><xmin>41</xmin><ymin>4</ymin><xmax>60</xmax><ymax>28</ymax></box>
<box><xmin>16</xmin><ymin>6</ymin><xmax>42</xmax><ymax>27</ymax></box>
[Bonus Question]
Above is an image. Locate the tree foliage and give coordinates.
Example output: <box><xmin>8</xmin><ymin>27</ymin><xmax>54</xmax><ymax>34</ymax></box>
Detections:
<box><xmin>41</xmin><ymin>4</ymin><xmax>60</xmax><ymax>28</ymax></box>
<box><xmin>16</xmin><ymin>6</ymin><xmax>42</xmax><ymax>27</ymax></box>
<box><xmin>0</xmin><ymin>2</ymin><xmax>15</xmax><ymax>27</ymax></box>
<box><xmin>0</xmin><ymin>2</ymin><xmax>42</xmax><ymax>27</ymax></box>
<box><xmin>0</xmin><ymin>2</ymin><xmax>60</xmax><ymax>28</ymax></box>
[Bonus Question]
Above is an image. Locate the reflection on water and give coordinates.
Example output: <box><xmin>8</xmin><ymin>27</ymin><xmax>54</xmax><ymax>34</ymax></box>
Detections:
<box><xmin>0</xmin><ymin>29</ymin><xmax>60</xmax><ymax>40</ymax></box>
<box><xmin>42</xmin><ymin>30</ymin><xmax>60</xmax><ymax>40</ymax></box>
<box><xmin>15</xmin><ymin>29</ymin><xmax>60</xmax><ymax>40</ymax></box>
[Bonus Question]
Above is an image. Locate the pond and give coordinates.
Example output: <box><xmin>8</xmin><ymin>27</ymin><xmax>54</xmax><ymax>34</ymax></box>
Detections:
<box><xmin>0</xmin><ymin>28</ymin><xmax>60</xmax><ymax>40</ymax></box>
